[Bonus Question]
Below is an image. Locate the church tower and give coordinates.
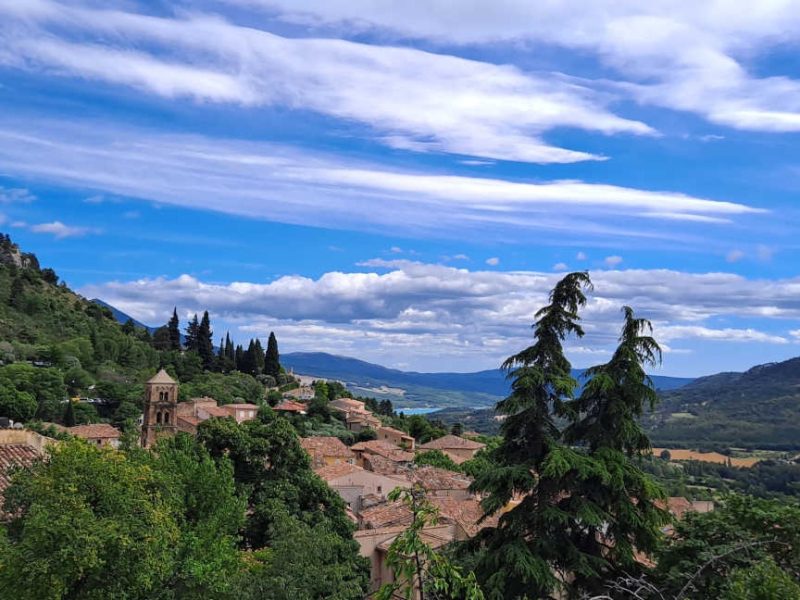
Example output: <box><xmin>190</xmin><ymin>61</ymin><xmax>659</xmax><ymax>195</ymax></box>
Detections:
<box><xmin>141</xmin><ymin>368</ymin><xmax>178</xmax><ymax>447</ymax></box>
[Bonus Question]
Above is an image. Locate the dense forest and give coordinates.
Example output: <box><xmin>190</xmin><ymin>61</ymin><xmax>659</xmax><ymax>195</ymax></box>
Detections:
<box><xmin>1</xmin><ymin>235</ymin><xmax>798</xmax><ymax>599</ymax></box>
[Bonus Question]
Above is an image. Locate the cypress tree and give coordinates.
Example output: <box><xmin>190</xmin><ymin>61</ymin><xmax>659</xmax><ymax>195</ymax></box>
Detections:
<box><xmin>253</xmin><ymin>339</ymin><xmax>264</xmax><ymax>375</ymax></box>
<box><xmin>63</xmin><ymin>400</ymin><xmax>76</xmax><ymax>427</ymax></box>
<box><xmin>264</xmin><ymin>331</ymin><xmax>280</xmax><ymax>379</ymax></box>
<box><xmin>167</xmin><ymin>308</ymin><xmax>181</xmax><ymax>350</ymax></box>
<box><xmin>224</xmin><ymin>333</ymin><xmax>234</xmax><ymax>361</ymax></box>
<box><xmin>185</xmin><ymin>314</ymin><xmax>200</xmax><ymax>353</ymax></box>
<box><xmin>234</xmin><ymin>345</ymin><xmax>244</xmax><ymax>371</ymax></box>
<box><xmin>197</xmin><ymin>311</ymin><xmax>214</xmax><ymax>370</ymax></box>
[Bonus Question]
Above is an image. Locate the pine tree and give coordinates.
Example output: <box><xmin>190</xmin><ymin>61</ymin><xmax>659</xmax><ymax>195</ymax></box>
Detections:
<box><xmin>234</xmin><ymin>345</ymin><xmax>243</xmax><ymax>371</ymax></box>
<box><xmin>185</xmin><ymin>314</ymin><xmax>200</xmax><ymax>353</ymax></box>
<box><xmin>253</xmin><ymin>339</ymin><xmax>264</xmax><ymax>375</ymax></box>
<box><xmin>470</xmin><ymin>272</ymin><xmax>592</xmax><ymax>599</ymax></box>
<box><xmin>264</xmin><ymin>331</ymin><xmax>280</xmax><ymax>379</ymax></box>
<box><xmin>168</xmin><ymin>308</ymin><xmax>181</xmax><ymax>351</ymax></box>
<box><xmin>197</xmin><ymin>311</ymin><xmax>214</xmax><ymax>370</ymax></box>
<box><xmin>224</xmin><ymin>333</ymin><xmax>234</xmax><ymax>362</ymax></box>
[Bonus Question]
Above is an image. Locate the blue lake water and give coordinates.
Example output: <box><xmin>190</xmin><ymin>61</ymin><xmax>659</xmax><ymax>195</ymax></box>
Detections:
<box><xmin>396</xmin><ymin>407</ymin><xmax>441</xmax><ymax>415</ymax></box>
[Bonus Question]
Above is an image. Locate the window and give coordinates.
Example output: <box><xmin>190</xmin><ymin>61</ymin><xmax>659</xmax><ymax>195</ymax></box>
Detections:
<box><xmin>158</xmin><ymin>391</ymin><xmax>164</xmax><ymax>401</ymax></box>
<box><xmin>377</xmin><ymin>486</ymin><xmax>382</xmax><ymax>493</ymax></box>
<box><xmin>163</xmin><ymin>391</ymin><xmax>169</xmax><ymax>402</ymax></box>
<box><xmin>156</xmin><ymin>411</ymin><xmax>162</xmax><ymax>424</ymax></box>
<box><xmin>165</xmin><ymin>412</ymin><xmax>170</xmax><ymax>424</ymax></box>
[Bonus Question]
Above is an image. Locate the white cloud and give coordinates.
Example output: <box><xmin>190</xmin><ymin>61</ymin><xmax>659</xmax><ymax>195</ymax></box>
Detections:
<box><xmin>603</xmin><ymin>255</ymin><xmax>623</xmax><ymax>268</ymax></box>
<box><xmin>485</xmin><ymin>257</ymin><xmax>500</xmax><ymax>266</ymax></box>
<box><xmin>790</xmin><ymin>329</ymin><xmax>800</xmax><ymax>341</ymax></box>
<box><xmin>389</xmin><ymin>246</ymin><xmax>403</xmax><ymax>254</ymax></box>
<box><xmin>0</xmin><ymin>186</ymin><xmax>35</xmax><ymax>203</ymax></box>
<box><xmin>553</xmin><ymin>262</ymin><xmax>568</xmax><ymax>272</ymax></box>
<box><xmin>242</xmin><ymin>1</ymin><xmax>800</xmax><ymax>134</ymax></box>
<box><xmin>0</xmin><ymin>0</ymin><xmax>657</xmax><ymax>164</ymax></box>
<box><xmin>0</xmin><ymin>118</ymin><xmax>756</xmax><ymax>245</ymax></box>
<box><xmin>30</xmin><ymin>220</ymin><xmax>92</xmax><ymax>239</ymax></box>
<box><xmin>756</xmin><ymin>244</ymin><xmax>774</xmax><ymax>262</ymax></box>
<box><xmin>576</xmin><ymin>251</ymin><xmax>587</xmax><ymax>260</ymax></box>
<box><xmin>80</xmin><ymin>263</ymin><xmax>800</xmax><ymax>371</ymax></box>
<box><xmin>726</xmin><ymin>249</ymin><xmax>745</xmax><ymax>263</ymax></box>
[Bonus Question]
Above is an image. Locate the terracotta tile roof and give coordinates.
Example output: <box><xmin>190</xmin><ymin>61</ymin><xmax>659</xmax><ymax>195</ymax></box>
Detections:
<box><xmin>177</xmin><ymin>415</ymin><xmax>202</xmax><ymax>427</ymax></box>
<box><xmin>0</xmin><ymin>444</ymin><xmax>44</xmax><ymax>516</ymax></box>
<box><xmin>378</xmin><ymin>426</ymin><xmax>413</xmax><ymax>439</ymax></box>
<box><xmin>301</xmin><ymin>436</ymin><xmax>355</xmax><ymax>460</ymax></box>
<box><xmin>419</xmin><ymin>435</ymin><xmax>485</xmax><ymax>451</ymax></box>
<box><xmin>225</xmin><ymin>403</ymin><xmax>259</xmax><ymax>410</ymax></box>
<box><xmin>68</xmin><ymin>424</ymin><xmax>121</xmax><ymax>440</ymax></box>
<box><xmin>430</xmin><ymin>496</ymin><xmax>498</xmax><ymax>538</ymax></box>
<box><xmin>202</xmin><ymin>406</ymin><xmax>230</xmax><ymax>418</ymax></box>
<box><xmin>330</xmin><ymin>398</ymin><xmax>365</xmax><ymax>411</ymax></box>
<box><xmin>147</xmin><ymin>369</ymin><xmax>176</xmax><ymax>384</ymax></box>
<box><xmin>351</xmin><ymin>440</ymin><xmax>414</xmax><ymax>462</ymax></box>
<box><xmin>364</xmin><ymin>454</ymin><xmax>409</xmax><ymax>477</ymax></box>
<box><xmin>274</xmin><ymin>400</ymin><xmax>307</xmax><ymax>413</ymax></box>
<box><xmin>315</xmin><ymin>462</ymin><xmax>363</xmax><ymax>482</ymax></box>
<box><xmin>376</xmin><ymin>526</ymin><xmax>455</xmax><ymax>552</ymax></box>
<box><xmin>359</xmin><ymin>500</ymin><xmax>413</xmax><ymax>529</ymax></box>
<box><xmin>411</xmin><ymin>466</ymin><xmax>472</xmax><ymax>492</ymax></box>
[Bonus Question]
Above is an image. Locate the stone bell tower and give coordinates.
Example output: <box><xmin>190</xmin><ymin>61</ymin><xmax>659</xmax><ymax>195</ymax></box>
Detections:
<box><xmin>141</xmin><ymin>368</ymin><xmax>178</xmax><ymax>448</ymax></box>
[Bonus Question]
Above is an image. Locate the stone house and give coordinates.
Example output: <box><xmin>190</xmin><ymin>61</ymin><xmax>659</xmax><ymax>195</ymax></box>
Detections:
<box><xmin>69</xmin><ymin>423</ymin><xmax>121</xmax><ymax>448</ymax></box>
<box><xmin>301</xmin><ymin>436</ymin><xmax>355</xmax><ymax>468</ymax></box>
<box><xmin>417</xmin><ymin>434</ymin><xmax>485</xmax><ymax>464</ymax></box>
<box><xmin>377</xmin><ymin>426</ymin><xmax>415</xmax><ymax>451</ymax></box>
<box><xmin>315</xmin><ymin>462</ymin><xmax>408</xmax><ymax>512</ymax></box>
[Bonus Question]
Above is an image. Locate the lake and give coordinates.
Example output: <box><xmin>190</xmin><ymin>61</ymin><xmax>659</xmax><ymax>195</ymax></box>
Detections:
<box><xmin>397</xmin><ymin>407</ymin><xmax>441</xmax><ymax>415</ymax></box>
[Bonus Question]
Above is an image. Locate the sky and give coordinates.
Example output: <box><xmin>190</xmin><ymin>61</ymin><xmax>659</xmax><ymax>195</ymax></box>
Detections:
<box><xmin>1</xmin><ymin>0</ymin><xmax>800</xmax><ymax>376</ymax></box>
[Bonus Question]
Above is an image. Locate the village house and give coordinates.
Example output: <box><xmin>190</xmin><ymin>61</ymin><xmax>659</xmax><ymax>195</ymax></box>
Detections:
<box><xmin>273</xmin><ymin>399</ymin><xmax>307</xmax><ymax>415</ymax></box>
<box><xmin>282</xmin><ymin>386</ymin><xmax>315</xmax><ymax>401</ymax></box>
<box><xmin>410</xmin><ymin>466</ymin><xmax>473</xmax><ymax>500</ymax></box>
<box><xmin>68</xmin><ymin>423</ymin><xmax>122</xmax><ymax>448</ymax></box>
<box><xmin>0</xmin><ymin>429</ymin><xmax>56</xmax><ymax>519</ymax></box>
<box><xmin>417</xmin><ymin>434</ymin><xmax>485</xmax><ymax>464</ymax></box>
<box><xmin>301</xmin><ymin>436</ymin><xmax>355</xmax><ymax>468</ymax></box>
<box><xmin>329</xmin><ymin>398</ymin><xmax>382</xmax><ymax>432</ymax></box>
<box><xmin>351</xmin><ymin>439</ymin><xmax>414</xmax><ymax>466</ymax></box>
<box><xmin>376</xmin><ymin>425</ymin><xmax>415</xmax><ymax>450</ymax></box>
<box><xmin>314</xmin><ymin>462</ymin><xmax>408</xmax><ymax>512</ymax></box>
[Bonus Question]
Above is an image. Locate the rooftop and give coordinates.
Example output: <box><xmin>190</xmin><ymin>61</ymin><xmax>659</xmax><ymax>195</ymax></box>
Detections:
<box><xmin>411</xmin><ymin>466</ymin><xmax>472</xmax><ymax>491</ymax></box>
<box><xmin>274</xmin><ymin>399</ymin><xmax>307</xmax><ymax>413</ymax></box>
<box><xmin>69</xmin><ymin>424</ymin><xmax>121</xmax><ymax>440</ymax></box>
<box><xmin>351</xmin><ymin>440</ymin><xmax>414</xmax><ymax>462</ymax></box>
<box><xmin>147</xmin><ymin>368</ymin><xmax>177</xmax><ymax>385</ymax></box>
<box><xmin>419</xmin><ymin>434</ymin><xmax>485</xmax><ymax>451</ymax></box>
<box><xmin>301</xmin><ymin>436</ymin><xmax>354</xmax><ymax>459</ymax></box>
<box><xmin>314</xmin><ymin>462</ymin><xmax>363</xmax><ymax>482</ymax></box>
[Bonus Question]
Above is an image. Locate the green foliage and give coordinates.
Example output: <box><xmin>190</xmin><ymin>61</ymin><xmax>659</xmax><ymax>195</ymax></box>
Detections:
<box><xmin>0</xmin><ymin>436</ymin><xmax>246</xmax><ymax>600</ymax></box>
<box><xmin>179</xmin><ymin>370</ymin><xmax>263</xmax><ymax>405</ymax></box>
<box><xmin>654</xmin><ymin>495</ymin><xmax>800</xmax><ymax>599</ymax></box>
<box><xmin>722</xmin><ymin>557</ymin><xmax>800</xmax><ymax>600</ymax></box>
<box><xmin>376</xmin><ymin>486</ymin><xmax>485</xmax><ymax>600</ymax></box>
<box><xmin>264</xmin><ymin>331</ymin><xmax>280</xmax><ymax>379</ymax></box>
<box><xmin>415</xmin><ymin>449</ymin><xmax>462</xmax><ymax>472</ymax></box>
<box><xmin>0</xmin><ymin>386</ymin><xmax>36</xmax><ymax>421</ymax></box>
<box><xmin>0</xmin><ymin>363</ymin><xmax>66</xmax><ymax>421</ymax></box>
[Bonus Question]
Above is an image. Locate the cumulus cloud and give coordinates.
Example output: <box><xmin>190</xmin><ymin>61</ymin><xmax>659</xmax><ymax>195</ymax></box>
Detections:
<box><xmin>0</xmin><ymin>0</ymin><xmax>658</xmax><ymax>164</ymax></box>
<box><xmin>29</xmin><ymin>220</ymin><xmax>93</xmax><ymax>239</ymax></box>
<box><xmin>245</xmin><ymin>1</ymin><xmax>800</xmax><ymax>134</ymax></box>
<box><xmin>553</xmin><ymin>262</ymin><xmax>568</xmax><ymax>272</ymax></box>
<box><xmin>603</xmin><ymin>255</ymin><xmax>623</xmax><ymax>268</ymax></box>
<box><xmin>80</xmin><ymin>263</ymin><xmax>800</xmax><ymax>371</ymax></box>
<box><xmin>576</xmin><ymin>251</ymin><xmax>587</xmax><ymax>260</ymax></box>
<box><xmin>485</xmin><ymin>257</ymin><xmax>500</xmax><ymax>266</ymax></box>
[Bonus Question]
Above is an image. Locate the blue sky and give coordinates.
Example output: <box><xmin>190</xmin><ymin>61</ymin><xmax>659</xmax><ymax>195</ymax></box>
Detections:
<box><xmin>1</xmin><ymin>0</ymin><xmax>800</xmax><ymax>375</ymax></box>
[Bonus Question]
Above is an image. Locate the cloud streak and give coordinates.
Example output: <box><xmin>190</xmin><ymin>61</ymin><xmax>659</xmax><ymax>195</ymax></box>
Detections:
<box><xmin>0</xmin><ymin>0</ymin><xmax>654</xmax><ymax>164</ymax></box>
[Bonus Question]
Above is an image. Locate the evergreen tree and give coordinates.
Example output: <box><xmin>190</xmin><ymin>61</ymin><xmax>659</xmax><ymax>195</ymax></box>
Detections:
<box><xmin>63</xmin><ymin>400</ymin><xmax>76</xmax><ymax>427</ymax></box>
<box><xmin>197</xmin><ymin>311</ymin><xmax>214</xmax><ymax>371</ymax></box>
<box><xmin>8</xmin><ymin>276</ymin><xmax>24</xmax><ymax>308</ymax></box>
<box><xmin>234</xmin><ymin>345</ymin><xmax>243</xmax><ymax>371</ymax></box>
<box><xmin>470</xmin><ymin>272</ymin><xmax>592</xmax><ymax>599</ymax></box>
<box><xmin>168</xmin><ymin>307</ymin><xmax>181</xmax><ymax>351</ymax></box>
<box><xmin>556</xmin><ymin>306</ymin><xmax>669</xmax><ymax>594</ymax></box>
<box><xmin>253</xmin><ymin>339</ymin><xmax>264</xmax><ymax>375</ymax></box>
<box><xmin>224</xmin><ymin>333</ymin><xmax>234</xmax><ymax>362</ymax></box>
<box><xmin>185</xmin><ymin>314</ymin><xmax>200</xmax><ymax>353</ymax></box>
<box><xmin>152</xmin><ymin>326</ymin><xmax>171</xmax><ymax>351</ymax></box>
<box><xmin>264</xmin><ymin>331</ymin><xmax>280</xmax><ymax>379</ymax></box>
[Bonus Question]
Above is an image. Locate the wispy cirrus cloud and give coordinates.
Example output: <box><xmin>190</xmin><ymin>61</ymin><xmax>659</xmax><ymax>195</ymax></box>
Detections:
<box><xmin>29</xmin><ymin>220</ymin><xmax>94</xmax><ymax>239</ymax></box>
<box><xmin>0</xmin><ymin>117</ymin><xmax>760</xmax><ymax>247</ymax></box>
<box><xmin>244</xmin><ymin>0</ymin><xmax>800</xmax><ymax>134</ymax></box>
<box><xmin>0</xmin><ymin>0</ymin><xmax>654</xmax><ymax>164</ymax></box>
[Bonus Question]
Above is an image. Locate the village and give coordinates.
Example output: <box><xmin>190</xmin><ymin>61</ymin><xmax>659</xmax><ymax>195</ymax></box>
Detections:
<box><xmin>0</xmin><ymin>368</ymin><xmax>715</xmax><ymax>595</ymax></box>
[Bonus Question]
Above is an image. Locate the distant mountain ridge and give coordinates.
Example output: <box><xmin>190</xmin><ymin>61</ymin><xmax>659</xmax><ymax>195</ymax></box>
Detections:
<box><xmin>282</xmin><ymin>351</ymin><xmax>694</xmax><ymax>406</ymax></box>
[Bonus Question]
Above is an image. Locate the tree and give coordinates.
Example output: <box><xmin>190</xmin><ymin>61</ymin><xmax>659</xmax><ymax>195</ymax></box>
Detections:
<box><xmin>0</xmin><ymin>387</ymin><xmax>36</xmax><ymax>422</ymax></box>
<box><xmin>470</xmin><ymin>272</ymin><xmax>592</xmax><ymax>599</ymax></box>
<box><xmin>63</xmin><ymin>400</ymin><xmax>76</xmax><ymax>426</ymax></box>
<box><xmin>723</xmin><ymin>557</ymin><xmax>800</xmax><ymax>600</ymax></box>
<box><xmin>660</xmin><ymin>449</ymin><xmax>672</xmax><ymax>461</ymax></box>
<box><xmin>197</xmin><ymin>310</ymin><xmax>215</xmax><ymax>371</ymax></box>
<box><xmin>185</xmin><ymin>314</ymin><xmax>200</xmax><ymax>353</ymax></box>
<box><xmin>450</xmin><ymin>422</ymin><xmax>464</xmax><ymax>436</ymax></box>
<box><xmin>375</xmin><ymin>486</ymin><xmax>484</xmax><ymax>600</ymax></box>
<box><xmin>152</xmin><ymin>325</ymin><xmax>172</xmax><ymax>351</ymax></box>
<box><xmin>0</xmin><ymin>442</ymin><xmax>179</xmax><ymax>600</ymax></box>
<box><xmin>264</xmin><ymin>331</ymin><xmax>280</xmax><ymax>379</ymax></box>
<box><xmin>168</xmin><ymin>307</ymin><xmax>181</xmax><ymax>350</ymax></box>
<box><xmin>558</xmin><ymin>306</ymin><xmax>669</xmax><ymax>593</ymax></box>
<box><xmin>414</xmin><ymin>450</ymin><xmax>462</xmax><ymax>472</ymax></box>
<box><xmin>122</xmin><ymin>318</ymin><xmax>137</xmax><ymax>336</ymax></box>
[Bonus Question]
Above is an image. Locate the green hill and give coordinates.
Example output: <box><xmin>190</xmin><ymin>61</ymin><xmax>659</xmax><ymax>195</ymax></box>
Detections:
<box><xmin>0</xmin><ymin>233</ymin><xmax>265</xmax><ymax>427</ymax></box>
<box><xmin>645</xmin><ymin>358</ymin><xmax>800</xmax><ymax>449</ymax></box>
